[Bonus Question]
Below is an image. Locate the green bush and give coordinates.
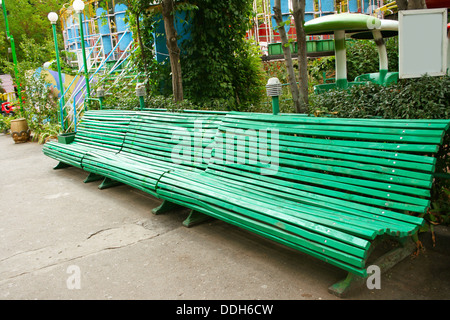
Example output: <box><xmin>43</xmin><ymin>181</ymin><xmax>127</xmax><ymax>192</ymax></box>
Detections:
<box><xmin>310</xmin><ymin>75</ymin><xmax>449</xmax><ymax>119</ymax></box>
<box><xmin>0</xmin><ymin>113</ymin><xmax>15</xmax><ymax>133</ymax></box>
<box><xmin>309</xmin><ymin>75</ymin><xmax>450</xmax><ymax>225</ymax></box>
<box><xmin>309</xmin><ymin>38</ymin><xmax>399</xmax><ymax>82</ymax></box>
<box><xmin>181</xmin><ymin>0</ymin><xmax>265</xmax><ymax>110</ymax></box>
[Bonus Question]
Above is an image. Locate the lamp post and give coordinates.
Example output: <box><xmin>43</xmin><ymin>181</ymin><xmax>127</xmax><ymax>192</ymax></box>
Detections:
<box><xmin>0</xmin><ymin>0</ymin><xmax>23</xmax><ymax>111</ymax></box>
<box><xmin>73</xmin><ymin>0</ymin><xmax>90</xmax><ymax>100</ymax></box>
<box><xmin>135</xmin><ymin>83</ymin><xmax>146</xmax><ymax>111</ymax></box>
<box><xmin>266</xmin><ymin>77</ymin><xmax>282</xmax><ymax>115</ymax></box>
<box><xmin>48</xmin><ymin>12</ymin><xmax>66</xmax><ymax>131</ymax></box>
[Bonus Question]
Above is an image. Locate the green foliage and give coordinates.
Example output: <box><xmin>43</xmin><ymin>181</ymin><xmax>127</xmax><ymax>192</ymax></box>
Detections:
<box><xmin>181</xmin><ymin>0</ymin><xmax>266</xmax><ymax>110</ymax></box>
<box><xmin>2</xmin><ymin>36</ymin><xmax>61</xmax><ymax>143</ymax></box>
<box><xmin>310</xmin><ymin>76</ymin><xmax>449</xmax><ymax>119</ymax></box>
<box><xmin>126</xmin><ymin>1</ymin><xmax>175</xmax><ymax>96</ymax></box>
<box><xmin>308</xmin><ymin>56</ymin><xmax>335</xmax><ymax>83</ymax></box>
<box><xmin>144</xmin><ymin>95</ymin><xmax>197</xmax><ymax>111</ymax></box>
<box><xmin>310</xmin><ymin>75</ymin><xmax>450</xmax><ymax>224</ymax></box>
<box><xmin>0</xmin><ymin>0</ymin><xmax>70</xmax><ymax>72</ymax></box>
<box><xmin>308</xmin><ymin>38</ymin><xmax>399</xmax><ymax>83</ymax></box>
<box><xmin>0</xmin><ymin>113</ymin><xmax>15</xmax><ymax>133</ymax></box>
<box><xmin>19</xmin><ymin>71</ymin><xmax>61</xmax><ymax>143</ymax></box>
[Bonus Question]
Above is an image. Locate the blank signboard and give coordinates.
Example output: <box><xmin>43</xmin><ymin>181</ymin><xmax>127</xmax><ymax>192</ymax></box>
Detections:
<box><xmin>399</xmin><ymin>9</ymin><xmax>448</xmax><ymax>79</ymax></box>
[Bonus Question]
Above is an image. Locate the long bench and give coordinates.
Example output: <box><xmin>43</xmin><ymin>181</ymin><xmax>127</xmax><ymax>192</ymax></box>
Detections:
<box><xmin>154</xmin><ymin>113</ymin><xmax>450</xmax><ymax>296</ymax></box>
<box><xmin>42</xmin><ymin>110</ymin><xmax>139</xmax><ymax>170</ymax></box>
<box><xmin>80</xmin><ymin>112</ymin><xmax>224</xmax><ymax>197</ymax></box>
<box><xmin>43</xmin><ymin>110</ymin><xmax>450</xmax><ymax>296</ymax></box>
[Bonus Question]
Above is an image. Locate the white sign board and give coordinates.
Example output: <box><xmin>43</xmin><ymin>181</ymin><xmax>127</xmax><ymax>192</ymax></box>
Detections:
<box><xmin>399</xmin><ymin>9</ymin><xmax>448</xmax><ymax>79</ymax></box>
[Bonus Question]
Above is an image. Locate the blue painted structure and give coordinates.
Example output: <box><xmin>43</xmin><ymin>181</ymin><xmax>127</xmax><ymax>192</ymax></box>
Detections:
<box><xmin>269</xmin><ymin>0</ymin><xmax>291</xmax><ymax>32</ymax></box>
<box><xmin>115</xmin><ymin>3</ymin><xmax>133</xmax><ymax>52</ymax></box>
<box><xmin>96</xmin><ymin>7</ymin><xmax>113</xmax><ymax>59</ymax></box>
<box><xmin>154</xmin><ymin>10</ymin><xmax>192</xmax><ymax>63</ymax></box>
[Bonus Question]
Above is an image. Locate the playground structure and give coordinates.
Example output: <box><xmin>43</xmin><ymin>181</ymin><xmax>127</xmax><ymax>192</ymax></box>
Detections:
<box><xmin>52</xmin><ymin>1</ymin><xmax>195</xmax><ymax>133</ymax></box>
<box><xmin>52</xmin><ymin>0</ymin><xmax>138</xmax><ymax>132</ymax></box>
<box><xmin>59</xmin><ymin>0</ymin><xmax>133</xmax><ymax>68</ymax></box>
<box><xmin>250</xmin><ymin>0</ymin><xmax>383</xmax><ymax>56</ymax></box>
<box><xmin>304</xmin><ymin>13</ymin><xmax>400</xmax><ymax>93</ymax></box>
<box><xmin>2</xmin><ymin>0</ymin><xmax>446</xmax><ymax>132</ymax></box>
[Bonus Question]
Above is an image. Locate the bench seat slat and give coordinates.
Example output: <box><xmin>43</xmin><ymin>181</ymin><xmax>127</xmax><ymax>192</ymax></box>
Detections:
<box><xmin>157</xmin><ymin>178</ymin><xmax>370</xmax><ymax>262</ymax></box>
<box><xmin>157</xmin><ymin>189</ymin><xmax>368</xmax><ymax>277</ymax></box>
<box><xmin>159</xmin><ymin>171</ymin><xmax>377</xmax><ymax>245</ymax></box>
<box><xmin>203</xmin><ymin>168</ymin><xmax>421</xmax><ymax>234</ymax></box>
<box><xmin>222</xmin><ymin>125</ymin><xmax>441</xmax><ymax>154</ymax></box>
<box><xmin>220</xmin><ymin>122</ymin><xmax>444</xmax><ymax>144</ymax></box>
<box><xmin>224</xmin><ymin>113</ymin><xmax>450</xmax><ymax>130</ymax></box>
<box><xmin>166</xmin><ymin>170</ymin><xmax>420</xmax><ymax>236</ymax></box>
<box><xmin>222</xmin><ymin>118</ymin><xmax>445</xmax><ymax>137</ymax></box>
<box><xmin>220</xmin><ymin>136</ymin><xmax>436</xmax><ymax>171</ymax></box>
<box><xmin>205</xmin><ymin>163</ymin><xmax>426</xmax><ymax>227</ymax></box>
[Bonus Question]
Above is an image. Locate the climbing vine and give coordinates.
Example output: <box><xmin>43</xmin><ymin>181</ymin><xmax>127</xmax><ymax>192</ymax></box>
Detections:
<box><xmin>180</xmin><ymin>0</ymin><xmax>265</xmax><ymax>110</ymax></box>
<box><xmin>125</xmin><ymin>0</ymin><xmax>265</xmax><ymax>108</ymax></box>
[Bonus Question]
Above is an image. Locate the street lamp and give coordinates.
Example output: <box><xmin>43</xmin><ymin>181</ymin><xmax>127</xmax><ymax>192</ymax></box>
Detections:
<box><xmin>48</xmin><ymin>11</ymin><xmax>66</xmax><ymax>131</ymax></box>
<box><xmin>73</xmin><ymin>0</ymin><xmax>90</xmax><ymax>100</ymax></box>
<box><xmin>266</xmin><ymin>77</ymin><xmax>282</xmax><ymax>115</ymax></box>
<box><xmin>0</xmin><ymin>0</ymin><xmax>23</xmax><ymax>111</ymax></box>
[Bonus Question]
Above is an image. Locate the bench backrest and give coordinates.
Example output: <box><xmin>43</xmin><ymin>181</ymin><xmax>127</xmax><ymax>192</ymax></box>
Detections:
<box><xmin>74</xmin><ymin>110</ymin><xmax>139</xmax><ymax>151</ymax></box>
<box><xmin>205</xmin><ymin>113</ymin><xmax>450</xmax><ymax>234</ymax></box>
<box><xmin>120</xmin><ymin>112</ymin><xmax>226</xmax><ymax>169</ymax></box>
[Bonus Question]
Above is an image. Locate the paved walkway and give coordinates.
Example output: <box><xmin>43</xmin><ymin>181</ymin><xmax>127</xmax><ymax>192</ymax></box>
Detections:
<box><xmin>1</xmin><ymin>133</ymin><xmax>450</xmax><ymax>300</ymax></box>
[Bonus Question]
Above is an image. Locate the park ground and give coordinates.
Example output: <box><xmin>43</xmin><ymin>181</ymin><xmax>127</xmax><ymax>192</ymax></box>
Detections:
<box><xmin>1</xmin><ymin>133</ymin><xmax>450</xmax><ymax>302</ymax></box>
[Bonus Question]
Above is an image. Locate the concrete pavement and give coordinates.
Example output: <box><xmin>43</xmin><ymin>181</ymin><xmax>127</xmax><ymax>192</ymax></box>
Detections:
<box><xmin>1</xmin><ymin>133</ymin><xmax>450</xmax><ymax>301</ymax></box>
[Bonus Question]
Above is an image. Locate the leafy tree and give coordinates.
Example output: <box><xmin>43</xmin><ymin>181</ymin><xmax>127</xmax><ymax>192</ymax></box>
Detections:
<box><xmin>181</xmin><ymin>0</ymin><xmax>265</xmax><ymax>110</ymax></box>
<box><xmin>291</xmin><ymin>0</ymin><xmax>308</xmax><ymax>110</ymax></box>
<box><xmin>0</xmin><ymin>0</ymin><xmax>70</xmax><ymax>72</ymax></box>
<box><xmin>273</xmin><ymin>0</ymin><xmax>308</xmax><ymax>113</ymax></box>
<box><xmin>273</xmin><ymin>0</ymin><xmax>300</xmax><ymax>112</ymax></box>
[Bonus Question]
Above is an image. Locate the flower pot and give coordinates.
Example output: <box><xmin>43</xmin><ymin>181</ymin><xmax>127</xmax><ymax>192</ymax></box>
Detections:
<box><xmin>10</xmin><ymin>118</ymin><xmax>30</xmax><ymax>144</ymax></box>
<box><xmin>57</xmin><ymin>132</ymin><xmax>76</xmax><ymax>144</ymax></box>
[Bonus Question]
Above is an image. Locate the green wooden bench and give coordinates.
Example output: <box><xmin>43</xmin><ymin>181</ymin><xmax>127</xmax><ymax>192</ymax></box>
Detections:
<box><xmin>80</xmin><ymin>112</ymin><xmax>225</xmax><ymax>199</ymax></box>
<box><xmin>43</xmin><ymin>110</ymin><xmax>139</xmax><ymax>170</ymax></box>
<box><xmin>154</xmin><ymin>113</ymin><xmax>450</xmax><ymax>296</ymax></box>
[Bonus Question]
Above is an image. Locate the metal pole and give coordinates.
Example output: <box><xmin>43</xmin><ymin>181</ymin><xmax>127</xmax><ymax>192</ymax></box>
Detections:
<box><xmin>1</xmin><ymin>0</ymin><xmax>23</xmax><ymax>111</ymax></box>
<box><xmin>51</xmin><ymin>22</ymin><xmax>66</xmax><ymax>131</ymax></box>
<box><xmin>78</xmin><ymin>11</ymin><xmax>91</xmax><ymax>100</ymax></box>
<box><xmin>139</xmin><ymin>96</ymin><xmax>145</xmax><ymax>111</ymax></box>
<box><xmin>136</xmin><ymin>83</ymin><xmax>146</xmax><ymax>111</ymax></box>
<box><xmin>272</xmin><ymin>96</ymin><xmax>279</xmax><ymax>115</ymax></box>
<box><xmin>266</xmin><ymin>77</ymin><xmax>281</xmax><ymax>116</ymax></box>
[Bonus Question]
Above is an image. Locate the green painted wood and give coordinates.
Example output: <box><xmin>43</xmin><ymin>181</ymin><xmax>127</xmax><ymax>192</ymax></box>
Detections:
<box><xmin>183</xmin><ymin>210</ymin><xmax>214</xmax><ymax>227</ymax></box>
<box><xmin>202</xmin><ymin>168</ymin><xmax>425</xmax><ymax>232</ymax></box>
<box><xmin>158</xmin><ymin>171</ymin><xmax>373</xmax><ymax>249</ymax></box>
<box><xmin>155</xmin><ymin>192</ymin><xmax>368</xmax><ymax>277</ymax></box>
<box><xmin>43</xmin><ymin>109</ymin><xmax>450</xmax><ymax>279</ymax></box>
<box><xmin>79</xmin><ymin>112</ymin><xmax>227</xmax><ymax>196</ymax></box>
<box><xmin>150</xmin><ymin>113</ymin><xmax>449</xmax><ymax>277</ymax></box>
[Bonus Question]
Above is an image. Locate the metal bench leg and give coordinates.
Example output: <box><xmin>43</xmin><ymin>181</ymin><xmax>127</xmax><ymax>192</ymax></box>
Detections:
<box><xmin>182</xmin><ymin>210</ymin><xmax>212</xmax><ymax>228</ymax></box>
<box><xmin>53</xmin><ymin>161</ymin><xmax>71</xmax><ymax>170</ymax></box>
<box><xmin>328</xmin><ymin>273</ymin><xmax>366</xmax><ymax>298</ymax></box>
<box><xmin>98</xmin><ymin>177</ymin><xmax>122</xmax><ymax>190</ymax></box>
<box><xmin>151</xmin><ymin>200</ymin><xmax>184</xmax><ymax>215</ymax></box>
<box><xmin>84</xmin><ymin>172</ymin><xmax>104</xmax><ymax>183</ymax></box>
<box><xmin>328</xmin><ymin>236</ymin><xmax>416</xmax><ymax>298</ymax></box>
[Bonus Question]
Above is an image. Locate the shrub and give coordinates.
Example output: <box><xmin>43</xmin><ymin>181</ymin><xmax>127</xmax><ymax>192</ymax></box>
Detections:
<box><xmin>309</xmin><ymin>38</ymin><xmax>399</xmax><ymax>83</ymax></box>
<box><xmin>181</xmin><ymin>0</ymin><xmax>265</xmax><ymax>110</ymax></box>
<box><xmin>309</xmin><ymin>75</ymin><xmax>450</xmax><ymax>225</ymax></box>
